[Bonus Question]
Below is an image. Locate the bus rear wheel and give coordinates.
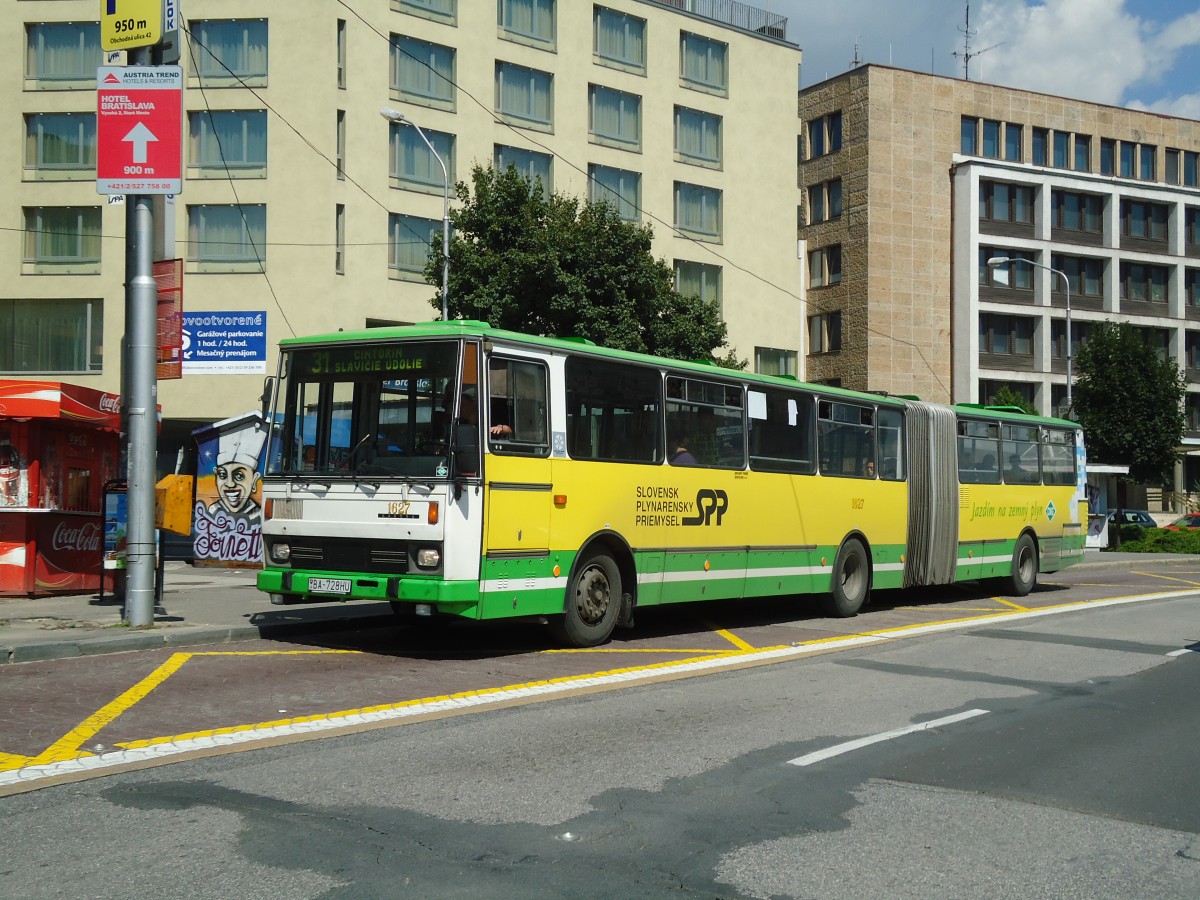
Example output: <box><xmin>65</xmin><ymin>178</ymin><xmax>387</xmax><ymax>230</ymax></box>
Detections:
<box><xmin>1003</xmin><ymin>533</ymin><xmax>1038</xmax><ymax>597</ymax></box>
<box><xmin>822</xmin><ymin>538</ymin><xmax>869</xmax><ymax>617</ymax></box>
<box><xmin>552</xmin><ymin>552</ymin><xmax>621</xmax><ymax>648</ymax></box>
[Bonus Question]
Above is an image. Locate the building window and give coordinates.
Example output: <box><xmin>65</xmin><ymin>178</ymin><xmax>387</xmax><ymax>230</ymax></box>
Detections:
<box><xmin>1188</xmin><ymin>332</ymin><xmax>1200</xmax><ymax>370</ymax></box>
<box><xmin>1137</xmin><ymin>327</ymin><xmax>1171</xmax><ymax>360</ymax></box>
<box><xmin>397</xmin><ymin>0</ymin><xmax>456</xmax><ymax>23</ymax></box>
<box><xmin>808</xmin><ymin>311</ymin><xmax>841</xmax><ymax>353</ymax></box>
<box><xmin>982</xmin><ymin>119</ymin><xmax>1001</xmax><ymax>158</ymax></box>
<box><xmin>674</xmin><ymin>106</ymin><xmax>721</xmax><ymax>167</ymax></box>
<box><xmin>388</xmin><ymin>124</ymin><xmax>455</xmax><ymax>193</ymax></box>
<box><xmin>809</xmin><ymin>111</ymin><xmax>842</xmax><ymax>159</ymax></box>
<box><xmin>388</xmin><ymin>214</ymin><xmax>439</xmax><ymax>277</ymax></box>
<box><xmin>25</xmin><ymin>113</ymin><xmax>96</xmax><ymax>174</ymax></box>
<box><xmin>1074</xmin><ymin>134</ymin><xmax>1091</xmax><ymax>172</ymax></box>
<box><xmin>1051</xmin><ymin>190</ymin><xmax>1103</xmax><ymax>235</ymax></box>
<box><xmin>1188</xmin><ymin>269</ymin><xmax>1200</xmax><ymax>308</ymax></box>
<box><xmin>336</xmin><ymin>18</ymin><xmax>347</xmax><ymax>88</ymax></box>
<box><xmin>960</xmin><ymin>116</ymin><xmax>976</xmax><ymax>155</ymax></box>
<box><xmin>1140</xmin><ymin>143</ymin><xmax>1156</xmax><ymax>181</ymax></box>
<box><xmin>589</xmin><ymin>85</ymin><xmax>641</xmax><ymax>150</ymax></box>
<box><xmin>190</xmin><ymin>19</ymin><xmax>268</xmax><ymax>84</ymax></box>
<box><xmin>1120</xmin><ymin>262</ymin><xmax>1168</xmax><ymax>303</ymax></box>
<box><xmin>335</xmin><ymin>204</ymin><xmax>345</xmax><ymax>275</ymax></box>
<box><xmin>1167</xmin><ymin>149</ymin><xmax>1200</xmax><ymax>187</ymax></box>
<box><xmin>1121</xmin><ymin>200</ymin><xmax>1168</xmax><ymax>241</ymax></box>
<box><xmin>1032</xmin><ymin>128</ymin><xmax>1048</xmax><ymax>166</ymax></box>
<box><xmin>495</xmin><ymin>62</ymin><xmax>553</xmax><ymax>128</ymax></box>
<box><xmin>0</xmin><ymin>299</ymin><xmax>103</xmax><ymax>374</ymax></box>
<box><xmin>979</xmin><ymin>313</ymin><xmax>1034</xmax><ymax>357</ymax></box>
<box><xmin>809</xmin><ymin>245</ymin><xmax>842</xmax><ymax>288</ymax></box>
<box><xmin>1004</xmin><ymin>123</ymin><xmax>1022</xmax><ymax>161</ymax></box>
<box><xmin>1051</xmin><ymin>319</ymin><xmax>1090</xmax><ymax>365</ymax></box>
<box><xmin>674</xmin><ymin>182</ymin><xmax>721</xmax><ymax>240</ymax></box>
<box><xmin>1186</xmin><ymin>208</ymin><xmax>1200</xmax><ymax>247</ymax></box>
<box><xmin>1049</xmin><ymin>254</ymin><xmax>1104</xmax><ymax>299</ymax></box>
<box><xmin>979</xmin><ymin>248</ymin><xmax>1033</xmax><ymax>290</ymax></box>
<box><xmin>979</xmin><ymin>181</ymin><xmax>1033</xmax><ymax>224</ymax></box>
<box><xmin>495</xmin><ymin>145</ymin><xmax>552</xmax><ymax>189</ymax></box>
<box><xmin>499</xmin><ymin>0</ymin><xmax>556</xmax><ymax>47</ymax></box>
<box><xmin>593</xmin><ymin>7</ymin><xmax>645</xmax><ymax>71</ymax></box>
<box><xmin>25</xmin><ymin>22</ymin><xmax>100</xmax><ymax>87</ymax></box>
<box><xmin>23</xmin><ymin>207</ymin><xmax>101</xmax><ymax>269</ymax></box>
<box><xmin>808</xmin><ymin>179</ymin><xmax>843</xmax><ymax>224</ymax></box>
<box><xmin>589</xmin><ymin>164</ymin><xmax>640</xmax><ymax>221</ymax></box>
<box><xmin>679</xmin><ymin>31</ymin><xmax>727</xmax><ymax>93</ymax></box>
<box><xmin>1100</xmin><ymin>138</ymin><xmax>1116</xmax><ymax>176</ymax></box>
<box><xmin>674</xmin><ymin>260</ymin><xmax>721</xmax><ymax>310</ymax></box>
<box><xmin>391</xmin><ymin>35</ymin><xmax>455</xmax><ymax>110</ymax></box>
<box><xmin>336</xmin><ymin>110</ymin><xmax>345</xmax><ymax>180</ymax></box>
<box><xmin>187</xmin><ymin>204</ymin><xmax>266</xmax><ymax>269</ymax></box>
<box><xmin>980</xmin><ymin>379</ymin><xmax>1034</xmax><ymax>409</ymax></box>
<box><xmin>188</xmin><ymin>110</ymin><xmax>267</xmax><ymax>175</ymax></box>
<box><xmin>755</xmin><ymin>347</ymin><xmax>798</xmax><ymax>377</ymax></box>
<box><xmin>1053</xmin><ymin>131</ymin><xmax>1069</xmax><ymax>168</ymax></box>
<box><xmin>1120</xmin><ymin>142</ymin><xmax>1135</xmax><ymax>178</ymax></box>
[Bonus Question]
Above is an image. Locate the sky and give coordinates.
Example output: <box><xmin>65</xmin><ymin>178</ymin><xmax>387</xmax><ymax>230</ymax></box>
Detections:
<box><xmin>767</xmin><ymin>0</ymin><xmax>1200</xmax><ymax>118</ymax></box>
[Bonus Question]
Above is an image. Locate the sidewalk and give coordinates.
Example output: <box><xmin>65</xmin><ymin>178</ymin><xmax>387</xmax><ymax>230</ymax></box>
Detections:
<box><xmin>0</xmin><ymin>561</ymin><xmax>395</xmax><ymax>664</ymax></box>
<box><xmin>2</xmin><ymin>552</ymin><xmax>1198</xmax><ymax>665</ymax></box>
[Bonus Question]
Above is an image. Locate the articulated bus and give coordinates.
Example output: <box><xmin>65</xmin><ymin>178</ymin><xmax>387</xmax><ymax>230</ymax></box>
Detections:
<box><xmin>257</xmin><ymin>321</ymin><xmax>1087</xmax><ymax>647</ymax></box>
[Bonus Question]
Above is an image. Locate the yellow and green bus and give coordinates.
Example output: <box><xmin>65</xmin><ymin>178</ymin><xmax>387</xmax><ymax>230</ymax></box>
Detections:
<box><xmin>257</xmin><ymin>321</ymin><xmax>1087</xmax><ymax>646</ymax></box>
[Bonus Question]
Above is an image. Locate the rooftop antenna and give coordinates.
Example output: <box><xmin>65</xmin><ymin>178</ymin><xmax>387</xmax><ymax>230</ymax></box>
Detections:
<box><xmin>952</xmin><ymin>1</ymin><xmax>1003</xmax><ymax>80</ymax></box>
<box><xmin>849</xmin><ymin>35</ymin><xmax>862</xmax><ymax>69</ymax></box>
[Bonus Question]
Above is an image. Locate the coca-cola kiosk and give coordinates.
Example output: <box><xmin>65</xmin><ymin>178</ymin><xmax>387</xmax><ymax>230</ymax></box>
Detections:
<box><xmin>0</xmin><ymin>381</ymin><xmax>121</xmax><ymax>597</ymax></box>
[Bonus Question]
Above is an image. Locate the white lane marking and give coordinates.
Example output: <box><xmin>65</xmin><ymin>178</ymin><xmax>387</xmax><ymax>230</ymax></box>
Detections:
<box><xmin>1167</xmin><ymin>647</ymin><xmax>1198</xmax><ymax>657</ymax></box>
<box><xmin>787</xmin><ymin>709</ymin><xmax>990</xmax><ymax>767</ymax></box>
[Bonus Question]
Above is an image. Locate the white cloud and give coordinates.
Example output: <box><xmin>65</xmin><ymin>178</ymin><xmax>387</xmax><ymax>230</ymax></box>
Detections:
<box><xmin>977</xmin><ymin>0</ymin><xmax>1152</xmax><ymax>105</ymax></box>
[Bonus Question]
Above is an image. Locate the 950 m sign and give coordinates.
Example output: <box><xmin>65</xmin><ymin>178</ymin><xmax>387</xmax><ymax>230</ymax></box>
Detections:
<box><xmin>101</xmin><ymin>0</ymin><xmax>163</xmax><ymax>51</ymax></box>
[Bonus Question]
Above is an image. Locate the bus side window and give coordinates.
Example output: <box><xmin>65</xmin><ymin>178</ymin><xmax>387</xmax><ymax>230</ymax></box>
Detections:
<box><xmin>487</xmin><ymin>356</ymin><xmax>550</xmax><ymax>456</ymax></box>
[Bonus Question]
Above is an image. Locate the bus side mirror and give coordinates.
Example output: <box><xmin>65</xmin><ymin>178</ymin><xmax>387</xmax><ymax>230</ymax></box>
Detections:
<box><xmin>453</xmin><ymin>423</ymin><xmax>479</xmax><ymax>476</ymax></box>
<box><xmin>260</xmin><ymin>376</ymin><xmax>275</xmax><ymax>423</ymax></box>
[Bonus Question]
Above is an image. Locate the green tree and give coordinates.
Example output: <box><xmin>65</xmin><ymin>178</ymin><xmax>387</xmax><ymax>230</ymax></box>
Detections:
<box><xmin>426</xmin><ymin>164</ymin><xmax>740</xmax><ymax>365</ymax></box>
<box><xmin>989</xmin><ymin>384</ymin><xmax>1037</xmax><ymax>416</ymax></box>
<box><xmin>1073</xmin><ymin>321</ymin><xmax>1186</xmax><ymax>485</ymax></box>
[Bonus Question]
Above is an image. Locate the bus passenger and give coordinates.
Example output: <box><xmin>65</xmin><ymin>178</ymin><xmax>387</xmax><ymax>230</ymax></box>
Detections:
<box><xmin>863</xmin><ymin>459</ymin><xmax>875</xmax><ymax>478</ymax></box>
<box><xmin>670</xmin><ymin>433</ymin><xmax>698</xmax><ymax>466</ymax></box>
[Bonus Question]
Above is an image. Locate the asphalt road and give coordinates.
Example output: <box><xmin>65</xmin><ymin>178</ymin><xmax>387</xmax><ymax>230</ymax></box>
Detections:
<box><xmin>1</xmin><ymin>588</ymin><xmax>1197</xmax><ymax>898</ymax></box>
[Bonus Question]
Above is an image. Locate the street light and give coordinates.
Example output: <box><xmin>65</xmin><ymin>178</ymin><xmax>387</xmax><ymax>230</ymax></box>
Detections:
<box><xmin>380</xmin><ymin>106</ymin><xmax>450</xmax><ymax>321</ymax></box>
<box><xmin>986</xmin><ymin>255</ymin><xmax>1072</xmax><ymax>416</ymax></box>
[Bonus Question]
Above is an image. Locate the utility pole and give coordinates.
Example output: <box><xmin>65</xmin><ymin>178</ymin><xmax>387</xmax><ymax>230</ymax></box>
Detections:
<box><xmin>952</xmin><ymin>1</ymin><xmax>1004</xmax><ymax>81</ymax></box>
<box><xmin>99</xmin><ymin>1</ymin><xmax>181</xmax><ymax>626</ymax></box>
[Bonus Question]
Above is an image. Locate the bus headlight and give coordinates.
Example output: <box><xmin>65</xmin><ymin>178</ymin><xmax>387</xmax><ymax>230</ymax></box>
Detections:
<box><xmin>270</xmin><ymin>542</ymin><xmax>291</xmax><ymax>563</ymax></box>
<box><xmin>415</xmin><ymin>548</ymin><xmax>440</xmax><ymax>568</ymax></box>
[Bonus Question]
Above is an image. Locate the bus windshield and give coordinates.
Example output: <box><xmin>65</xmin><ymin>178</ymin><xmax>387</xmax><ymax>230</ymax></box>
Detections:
<box><xmin>268</xmin><ymin>340</ymin><xmax>464</xmax><ymax>479</ymax></box>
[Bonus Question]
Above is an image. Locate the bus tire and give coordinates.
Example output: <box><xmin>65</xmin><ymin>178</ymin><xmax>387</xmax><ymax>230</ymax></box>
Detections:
<box><xmin>552</xmin><ymin>552</ymin><xmax>622</xmax><ymax>648</ymax></box>
<box><xmin>1004</xmin><ymin>533</ymin><xmax>1038</xmax><ymax>597</ymax></box>
<box><xmin>822</xmin><ymin>538</ymin><xmax>869</xmax><ymax>617</ymax></box>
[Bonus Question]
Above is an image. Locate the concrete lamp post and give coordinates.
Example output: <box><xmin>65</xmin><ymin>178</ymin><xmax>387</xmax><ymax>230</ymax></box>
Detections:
<box><xmin>986</xmin><ymin>255</ymin><xmax>1072</xmax><ymax>416</ymax></box>
<box><xmin>380</xmin><ymin>106</ymin><xmax>450</xmax><ymax>321</ymax></box>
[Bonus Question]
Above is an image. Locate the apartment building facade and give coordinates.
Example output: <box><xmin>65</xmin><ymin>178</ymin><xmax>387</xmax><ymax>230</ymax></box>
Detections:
<box><xmin>799</xmin><ymin>64</ymin><xmax>1200</xmax><ymax>489</ymax></box>
<box><xmin>6</xmin><ymin>0</ymin><xmax>802</xmax><ymax>452</ymax></box>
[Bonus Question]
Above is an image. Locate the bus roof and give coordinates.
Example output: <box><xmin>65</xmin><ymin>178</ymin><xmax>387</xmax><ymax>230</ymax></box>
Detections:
<box><xmin>278</xmin><ymin>320</ymin><xmax>1078</xmax><ymax>427</ymax></box>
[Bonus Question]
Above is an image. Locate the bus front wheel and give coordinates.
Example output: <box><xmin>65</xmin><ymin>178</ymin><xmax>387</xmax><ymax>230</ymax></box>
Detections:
<box><xmin>822</xmin><ymin>538</ymin><xmax>869</xmax><ymax>617</ymax></box>
<box><xmin>1003</xmin><ymin>533</ymin><xmax>1038</xmax><ymax>597</ymax></box>
<box><xmin>553</xmin><ymin>552</ymin><xmax>621</xmax><ymax>648</ymax></box>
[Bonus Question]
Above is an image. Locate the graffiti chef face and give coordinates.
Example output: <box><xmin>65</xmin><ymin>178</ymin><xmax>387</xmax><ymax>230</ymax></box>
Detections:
<box><xmin>215</xmin><ymin>461</ymin><xmax>260</xmax><ymax>515</ymax></box>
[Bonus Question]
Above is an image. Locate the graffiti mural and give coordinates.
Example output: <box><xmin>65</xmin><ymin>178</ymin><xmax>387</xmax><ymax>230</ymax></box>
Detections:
<box><xmin>193</xmin><ymin>413</ymin><xmax>267</xmax><ymax>566</ymax></box>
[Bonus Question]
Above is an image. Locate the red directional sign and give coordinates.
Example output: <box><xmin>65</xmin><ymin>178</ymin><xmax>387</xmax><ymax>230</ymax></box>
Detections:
<box><xmin>96</xmin><ymin>66</ymin><xmax>182</xmax><ymax>195</ymax></box>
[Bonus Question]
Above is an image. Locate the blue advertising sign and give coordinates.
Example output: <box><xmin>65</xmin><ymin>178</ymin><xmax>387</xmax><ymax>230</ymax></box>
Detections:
<box><xmin>182</xmin><ymin>311</ymin><xmax>267</xmax><ymax>374</ymax></box>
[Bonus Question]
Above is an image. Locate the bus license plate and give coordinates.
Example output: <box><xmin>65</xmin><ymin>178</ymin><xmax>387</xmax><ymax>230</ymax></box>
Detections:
<box><xmin>309</xmin><ymin>577</ymin><xmax>352</xmax><ymax>595</ymax></box>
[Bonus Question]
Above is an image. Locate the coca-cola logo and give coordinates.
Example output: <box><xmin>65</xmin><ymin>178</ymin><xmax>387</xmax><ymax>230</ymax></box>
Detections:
<box><xmin>52</xmin><ymin>521</ymin><xmax>101</xmax><ymax>553</ymax></box>
<box><xmin>99</xmin><ymin>394</ymin><xmax>121</xmax><ymax>413</ymax></box>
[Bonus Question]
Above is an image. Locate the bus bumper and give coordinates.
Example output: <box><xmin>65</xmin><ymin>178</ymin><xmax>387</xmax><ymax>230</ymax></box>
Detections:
<box><xmin>256</xmin><ymin>568</ymin><xmax>482</xmax><ymax>618</ymax></box>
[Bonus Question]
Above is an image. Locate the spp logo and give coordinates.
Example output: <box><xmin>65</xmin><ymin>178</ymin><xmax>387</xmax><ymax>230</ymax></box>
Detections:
<box><xmin>682</xmin><ymin>489</ymin><xmax>728</xmax><ymax>526</ymax></box>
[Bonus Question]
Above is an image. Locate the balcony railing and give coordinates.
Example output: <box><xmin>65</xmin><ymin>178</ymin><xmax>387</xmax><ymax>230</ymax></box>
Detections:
<box><xmin>648</xmin><ymin>0</ymin><xmax>788</xmax><ymax>39</ymax></box>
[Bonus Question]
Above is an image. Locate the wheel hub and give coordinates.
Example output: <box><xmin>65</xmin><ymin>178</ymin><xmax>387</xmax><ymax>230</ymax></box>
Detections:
<box><xmin>575</xmin><ymin>566</ymin><xmax>610</xmax><ymax>625</ymax></box>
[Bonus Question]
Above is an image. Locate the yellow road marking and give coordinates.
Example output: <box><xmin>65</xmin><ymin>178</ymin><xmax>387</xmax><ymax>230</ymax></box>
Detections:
<box><xmin>993</xmin><ymin>597</ymin><xmax>1029</xmax><ymax>611</ymax></box>
<box><xmin>707</xmin><ymin>624</ymin><xmax>756</xmax><ymax>651</ymax></box>
<box><xmin>0</xmin><ymin>648</ymin><xmax>362</xmax><ymax>772</ymax></box>
<box><xmin>543</xmin><ymin>647</ymin><xmax>742</xmax><ymax>655</ymax></box>
<box><xmin>3</xmin><ymin>589</ymin><xmax>1195</xmax><ymax>773</ymax></box>
<box><xmin>1132</xmin><ymin>570</ymin><xmax>1200</xmax><ymax>588</ymax></box>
